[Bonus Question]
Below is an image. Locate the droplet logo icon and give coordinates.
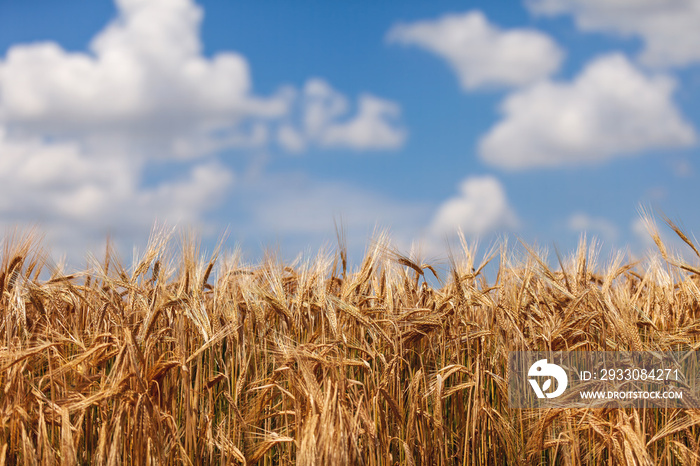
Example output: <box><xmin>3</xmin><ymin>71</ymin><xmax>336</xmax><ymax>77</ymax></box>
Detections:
<box><xmin>528</xmin><ymin>359</ymin><xmax>568</xmax><ymax>398</ymax></box>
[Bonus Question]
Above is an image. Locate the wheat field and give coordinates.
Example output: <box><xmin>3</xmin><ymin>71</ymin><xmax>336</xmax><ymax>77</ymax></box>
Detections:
<box><xmin>1</xmin><ymin>219</ymin><xmax>700</xmax><ymax>465</ymax></box>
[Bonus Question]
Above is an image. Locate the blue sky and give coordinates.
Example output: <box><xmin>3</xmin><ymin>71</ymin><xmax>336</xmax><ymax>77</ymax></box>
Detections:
<box><xmin>0</xmin><ymin>0</ymin><xmax>698</xmax><ymax>267</ymax></box>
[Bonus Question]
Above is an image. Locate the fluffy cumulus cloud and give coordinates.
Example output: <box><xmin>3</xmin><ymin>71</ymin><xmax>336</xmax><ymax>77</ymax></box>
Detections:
<box><xmin>428</xmin><ymin>176</ymin><xmax>517</xmax><ymax>238</ymax></box>
<box><xmin>277</xmin><ymin>79</ymin><xmax>405</xmax><ymax>152</ymax></box>
<box><xmin>0</xmin><ymin>0</ymin><xmax>288</xmax><ymax>159</ymax></box>
<box><xmin>387</xmin><ymin>10</ymin><xmax>563</xmax><ymax>90</ymax></box>
<box><xmin>479</xmin><ymin>54</ymin><xmax>696</xmax><ymax>170</ymax></box>
<box><xmin>0</xmin><ymin>128</ymin><xmax>232</xmax><ymax>255</ymax></box>
<box><xmin>527</xmin><ymin>0</ymin><xmax>700</xmax><ymax>68</ymax></box>
<box><xmin>0</xmin><ymin>0</ymin><xmax>406</xmax><ymax>259</ymax></box>
<box><xmin>567</xmin><ymin>213</ymin><xmax>618</xmax><ymax>241</ymax></box>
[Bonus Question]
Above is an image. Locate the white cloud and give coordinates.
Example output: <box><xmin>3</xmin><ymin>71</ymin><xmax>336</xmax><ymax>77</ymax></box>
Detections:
<box><xmin>0</xmin><ymin>0</ymin><xmax>288</xmax><ymax>159</ymax></box>
<box><xmin>0</xmin><ymin>0</ymin><xmax>407</xmax><ymax>261</ymax></box>
<box><xmin>277</xmin><ymin>79</ymin><xmax>406</xmax><ymax>152</ymax></box>
<box><xmin>387</xmin><ymin>10</ymin><xmax>563</xmax><ymax>90</ymax></box>
<box><xmin>428</xmin><ymin>176</ymin><xmax>517</xmax><ymax>238</ymax></box>
<box><xmin>527</xmin><ymin>0</ymin><xmax>700</xmax><ymax>68</ymax></box>
<box><xmin>0</xmin><ymin>128</ymin><xmax>232</xmax><ymax>257</ymax></box>
<box><xmin>0</xmin><ymin>0</ymin><xmax>403</xmax><ymax>159</ymax></box>
<box><xmin>479</xmin><ymin>54</ymin><xmax>696</xmax><ymax>170</ymax></box>
<box><xmin>0</xmin><ymin>0</ymin><xmax>262</xmax><ymax>260</ymax></box>
<box><xmin>567</xmin><ymin>213</ymin><xmax>618</xmax><ymax>241</ymax></box>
